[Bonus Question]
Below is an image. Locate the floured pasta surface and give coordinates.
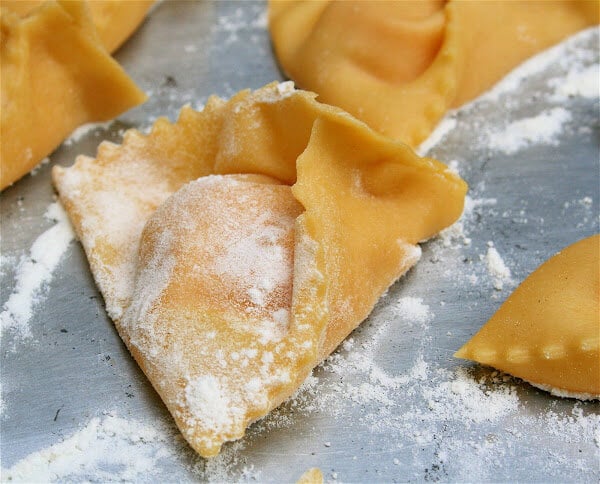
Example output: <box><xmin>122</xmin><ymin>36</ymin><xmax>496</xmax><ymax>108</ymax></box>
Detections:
<box><xmin>269</xmin><ymin>0</ymin><xmax>598</xmax><ymax>145</ymax></box>
<box><xmin>53</xmin><ymin>82</ymin><xmax>467</xmax><ymax>456</ymax></box>
<box><xmin>0</xmin><ymin>0</ymin><xmax>148</xmax><ymax>190</ymax></box>
<box><xmin>124</xmin><ymin>175</ymin><xmax>319</xmax><ymax>457</ymax></box>
<box><xmin>456</xmin><ymin>235</ymin><xmax>600</xmax><ymax>399</ymax></box>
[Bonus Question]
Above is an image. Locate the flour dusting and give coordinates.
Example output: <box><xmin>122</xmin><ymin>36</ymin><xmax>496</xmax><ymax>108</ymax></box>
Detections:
<box><xmin>486</xmin><ymin>107</ymin><xmax>572</xmax><ymax>155</ymax></box>
<box><xmin>550</xmin><ymin>63</ymin><xmax>600</xmax><ymax>100</ymax></box>
<box><xmin>392</xmin><ymin>297</ymin><xmax>433</xmax><ymax>325</ymax></box>
<box><xmin>0</xmin><ymin>202</ymin><xmax>75</xmax><ymax>340</ymax></box>
<box><xmin>1</xmin><ymin>413</ymin><xmax>176</xmax><ymax>482</ymax></box>
<box><xmin>485</xmin><ymin>243</ymin><xmax>513</xmax><ymax>291</ymax></box>
<box><xmin>63</xmin><ymin>121</ymin><xmax>114</xmax><ymax>147</ymax></box>
<box><xmin>184</xmin><ymin>375</ymin><xmax>234</xmax><ymax>433</ymax></box>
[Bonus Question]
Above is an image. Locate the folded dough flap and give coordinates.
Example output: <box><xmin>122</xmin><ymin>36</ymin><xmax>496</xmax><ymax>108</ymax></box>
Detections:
<box><xmin>269</xmin><ymin>1</ymin><xmax>465</xmax><ymax>146</ymax></box>
<box><xmin>79</xmin><ymin>0</ymin><xmax>155</xmax><ymax>53</ymax></box>
<box><xmin>293</xmin><ymin>115</ymin><xmax>467</xmax><ymax>358</ymax></box>
<box><xmin>53</xmin><ymin>82</ymin><xmax>467</xmax><ymax>457</ymax></box>
<box><xmin>455</xmin><ymin>234</ymin><xmax>600</xmax><ymax>398</ymax></box>
<box><xmin>0</xmin><ymin>0</ymin><xmax>147</xmax><ymax>189</ymax></box>
<box><xmin>1</xmin><ymin>0</ymin><xmax>155</xmax><ymax>53</ymax></box>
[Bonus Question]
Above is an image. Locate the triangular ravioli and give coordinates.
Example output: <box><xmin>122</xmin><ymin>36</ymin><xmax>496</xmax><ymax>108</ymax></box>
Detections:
<box><xmin>456</xmin><ymin>235</ymin><xmax>600</xmax><ymax>399</ymax></box>
<box><xmin>269</xmin><ymin>0</ymin><xmax>597</xmax><ymax>145</ymax></box>
<box><xmin>0</xmin><ymin>0</ymin><xmax>147</xmax><ymax>189</ymax></box>
<box><xmin>53</xmin><ymin>82</ymin><xmax>467</xmax><ymax>456</ymax></box>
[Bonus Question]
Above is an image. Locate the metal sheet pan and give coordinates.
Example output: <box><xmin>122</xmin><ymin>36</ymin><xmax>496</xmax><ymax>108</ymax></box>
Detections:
<box><xmin>1</xmin><ymin>2</ymin><xmax>598</xmax><ymax>482</ymax></box>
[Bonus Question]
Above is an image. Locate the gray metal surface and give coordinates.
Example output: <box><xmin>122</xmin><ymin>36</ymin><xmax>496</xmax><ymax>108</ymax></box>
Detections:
<box><xmin>1</xmin><ymin>1</ymin><xmax>599</xmax><ymax>482</ymax></box>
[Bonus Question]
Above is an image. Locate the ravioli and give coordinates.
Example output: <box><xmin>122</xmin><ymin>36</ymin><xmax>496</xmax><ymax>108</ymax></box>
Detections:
<box><xmin>269</xmin><ymin>0</ymin><xmax>598</xmax><ymax>145</ymax></box>
<box><xmin>53</xmin><ymin>82</ymin><xmax>467</xmax><ymax>457</ymax></box>
<box><xmin>455</xmin><ymin>235</ymin><xmax>600</xmax><ymax>399</ymax></box>
<box><xmin>0</xmin><ymin>0</ymin><xmax>148</xmax><ymax>190</ymax></box>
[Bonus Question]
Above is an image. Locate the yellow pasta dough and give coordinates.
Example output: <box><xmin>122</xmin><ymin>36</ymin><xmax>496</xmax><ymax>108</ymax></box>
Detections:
<box><xmin>455</xmin><ymin>235</ymin><xmax>600</xmax><ymax>399</ymax></box>
<box><xmin>297</xmin><ymin>467</ymin><xmax>324</xmax><ymax>484</ymax></box>
<box><xmin>269</xmin><ymin>0</ymin><xmax>598</xmax><ymax>145</ymax></box>
<box><xmin>0</xmin><ymin>0</ymin><xmax>148</xmax><ymax>190</ymax></box>
<box><xmin>53</xmin><ymin>82</ymin><xmax>467</xmax><ymax>457</ymax></box>
<box><xmin>1</xmin><ymin>0</ymin><xmax>154</xmax><ymax>53</ymax></box>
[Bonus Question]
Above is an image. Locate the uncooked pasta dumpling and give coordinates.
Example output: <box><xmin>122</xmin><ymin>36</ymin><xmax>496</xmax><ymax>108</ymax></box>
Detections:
<box><xmin>269</xmin><ymin>0</ymin><xmax>598</xmax><ymax>145</ymax></box>
<box><xmin>53</xmin><ymin>82</ymin><xmax>467</xmax><ymax>457</ymax></box>
<box><xmin>0</xmin><ymin>0</ymin><xmax>149</xmax><ymax>189</ymax></box>
<box><xmin>456</xmin><ymin>235</ymin><xmax>600</xmax><ymax>400</ymax></box>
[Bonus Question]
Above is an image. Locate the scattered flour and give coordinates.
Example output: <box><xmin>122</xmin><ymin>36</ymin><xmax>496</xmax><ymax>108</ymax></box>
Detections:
<box><xmin>438</xmin><ymin>196</ymin><xmax>476</xmax><ymax>246</ymax></box>
<box><xmin>0</xmin><ymin>253</ymin><xmax>17</xmax><ymax>279</ymax></box>
<box><xmin>29</xmin><ymin>157</ymin><xmax>50</xmax><ymax>176</ymax></box>
<box><xmin>211</xmin><ymin>4</ymin><xmax>267</xmax><ymax>46</ymax></box>
<box><xmin>1</xmin><ymin>413</ymin><xmax>176</xmax><ymax>482</ymax></box>
<box><xmin>0</xmin><ymin>202</ymin><xmax>75</xmax><ymax>340</ymax></box>
<box><xmin>190</xmin><ymin>439</ymin><xmax>261</xmax><ymax>483</ymax></box>
<box><xmin>485</xmin><ymin>107</ymin><xmax>572</xmax><ymax>155</ymax></box>
<box><xmin>392</xmin><ymin>296</ymin><xmax>433</xmax><ymax>325</ymax></box>
<box><xmin>424</xmin><ymin>368</ymin><xmax>520</xmax><ymax>425</ymax></box>
<box><xmin>279</xmin><ymin>323</ymin><xmax>598</xmax><ymax>481</ymax></box>
<box><xmin>541</xmin><ymin>404</ymin><xmax>600</xmax><ymax>446</ymax></box>
<box><xmin>549</xmin><ymin>63</ymin><xmax>600</xmax><ymax>100</ymax></box>
<box><xmin>485</xmin><ymin>243</ymin><xmax>513</xmax><ymax>291</ymax></box>
<box><xmin>313</xmin><ymin>341</ymin><xmax>521</xmax><ymax>433</ymax></box>
<box><xmin>62</xmin><ymin>121</ymin><xmax>114</xmax><ymax>147</ymax></box>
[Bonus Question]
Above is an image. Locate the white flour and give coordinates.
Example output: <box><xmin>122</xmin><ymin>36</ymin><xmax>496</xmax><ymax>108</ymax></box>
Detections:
<box><xmin>210</xmin><ymin>4</ymin><xmax>268</xmax><ymax>46</ymax></box>
<box><xmin>480</xmin><ymin>26</ymin><xmax>599</xmax><ymax>103</ymax></box>
<box><xmin>1</xmin><ymin>413</ymin><xmax>177</xmax><ymax>482</ymax></box>
<box><xmin>485</xmin><ymin>243</ymin><xmax>513</xmax><ymax>291</ymax></box>
<box><xmin>0</xmin><ymin>202</ymin><xmax>75</xmax><ymax>341</ymax></box>
<box><xmin>485</xmin><ymin>107</ymin><xmax>572</xmax><ymax>155</ymax></box>
<box><xmin>29</xmin><ymin>157</ymin><xmax>50</xmax><ymax>176</ymax></box>
<box><xmin>62</xmin><ymin>121</ymin><xmax>114</xmax><ymax>147</ymax></box>
<box><xmin>549</xmin><ymin>63</ymin><xmax>600</xmax><ymax>100</ymax></box>
<box><xmin>392</xmin><ymin>296</ymin><xmax>432</xmax><ymax>325</ymax></box>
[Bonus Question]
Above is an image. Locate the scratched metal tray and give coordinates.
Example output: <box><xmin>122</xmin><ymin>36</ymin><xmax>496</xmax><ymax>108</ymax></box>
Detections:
<box><xmin>1</xmin><ymin>2</ymin><xmax>598</xmax><ymax>482</ymax></box>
